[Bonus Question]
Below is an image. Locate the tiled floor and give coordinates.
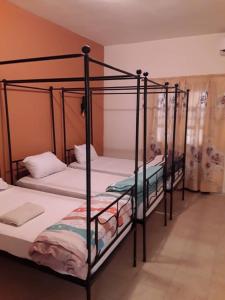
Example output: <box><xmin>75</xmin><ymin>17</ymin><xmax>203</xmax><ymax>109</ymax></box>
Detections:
<box><xmin>1</xmin><ymin>190</ymin><xmax>225</xmax><ymax>300</ymax></box>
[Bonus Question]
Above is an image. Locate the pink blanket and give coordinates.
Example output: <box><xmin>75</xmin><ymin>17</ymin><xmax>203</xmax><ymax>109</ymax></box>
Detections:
<box><xmin>29</xmin><ymin>192</ymin><xmax>132</xmax><ymax>279</ymax></box>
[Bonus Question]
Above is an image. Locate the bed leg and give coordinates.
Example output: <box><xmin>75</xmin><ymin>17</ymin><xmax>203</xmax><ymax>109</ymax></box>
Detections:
<box><xmin>143</xmin><ymin>222</ymin><xmax>147</xmax><ymax>262</ymax></box>
<box><xmin>133</xmin><ymin>224</ymin><xmax>137</xmax><ymax>267</ymax></box>
<box><xmin>86</xmin><ymin>283</ymin><xmax>91</xmax><ymax>300</ymax></box>
<box><xmin>182</xmin><ymin>178</ymin><xmax>185</xmax><ymax>201</ymax></box>
<box><xmin>170</xmin><ymin>191</ymin><xmax>173</xmax><ymax>221</ymax></box>
<box><xmin>164</xmin><ymin>194</ymin><xmax>167</xmax><ymax>226</ymax></box>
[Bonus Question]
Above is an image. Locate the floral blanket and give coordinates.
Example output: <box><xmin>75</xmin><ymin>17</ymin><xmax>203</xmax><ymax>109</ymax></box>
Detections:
<box><xmin>29</xmin><ymin>192</ymin><xmax>132</xmax><ymax>280</ymax></box>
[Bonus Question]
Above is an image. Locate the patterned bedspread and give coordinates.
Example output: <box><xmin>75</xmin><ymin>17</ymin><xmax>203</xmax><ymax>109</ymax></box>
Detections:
<box><xmin>29</xmin><ymin>192</ymin><xmax>132</xmax><ymax>279</ymax></box>
<box><xmin>107</xmin><ymin>165</ymin><xmax>164</xmax><ymax>206</ymax></box>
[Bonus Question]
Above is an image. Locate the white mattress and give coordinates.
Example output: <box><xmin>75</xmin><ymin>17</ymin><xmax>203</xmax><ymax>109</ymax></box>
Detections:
<box><xmin>0</xmin><ymin>186</ymin><xmax>132</xmax><ymax>277</ymax></box>
<box><xmin>69</xmin><ymin>155</ymin><xmax>164</xmax><ymax>177</ymax></box>
<box><xmin>173</xmin><ymin>171</ymin><xmax>183</xmax><ymax>187</ymax></box>
<box><xmin>167</xmin><ymin>170</ymin><xmax>183</xmax><ymax>190</ymax></box>
<box><xmin>0</xmin><ymin>186</ymin><xmax>83</xmax><ymax>259</ymax></box>
<box><xmin>137</xmin><ymin>185</ymin><xmax>164</xmax><ymax>219</ymax></box>
<box><xmin>17</xmin><ymin>167</ymin><xmax>125</xmax><ymax>199</ymax></box>
<box><xmin>143</xmin><ymin>155</ymin><xmax>165</xmax><ymax>168</ymax></box>
<box><xmin>69</xmin><ymin>156</ymin><xmax>140</xmax><ymax>177</ymax></box>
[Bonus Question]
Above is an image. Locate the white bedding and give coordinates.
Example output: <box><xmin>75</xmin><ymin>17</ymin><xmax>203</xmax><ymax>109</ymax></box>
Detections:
<box><xmin>167</xmin><ymin>170</ymin><xmax>183</xmax><ymax>190</ymax></box>
<box><xmin>69</xmin><ymin>155</ymin><xmax>164</xmax><ymax>177</ymax></box>
<box><xmin>0</xmin><ymin>186</ymin><xmax>132</xmax><ymax>277</ymax></box>
<box><xmin>137</xmin><ymin>184</ymin><xmax>164</xmax><ymax>219</ymax></box>
<box><xmin>69</xmin><ymin>156</ymin><xmax>139</xmax><ymax>176</ymax></box>
<box><xmin>0</xmin><ymin>186</ymin><xmax>83</xmax><ymax>259</ymax></box>
<box><xmin>173</xmin><ymin>171</ymin><xmax>183</xmax><ymax>187</ymax></box>
<box><xmin>17</xmin><ymin>167</ymin><xmax>125</xmax><ymax>199</ymax></box>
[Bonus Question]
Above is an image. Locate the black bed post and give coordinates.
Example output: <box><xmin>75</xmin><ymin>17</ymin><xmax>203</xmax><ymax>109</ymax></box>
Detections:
<box><xmin>142</xmin><ymin>72</ymin><xmax>148</xmax><ymax>262</ymax></box>
<box><xmin>182</xmin><ymin>89</ymin><xmax>190</xmax><ymax>200</ymax></box>
<box><xmin>170</xmin><ymin>83</ymin><xmax>178</xmax><ymax>220</ymax></box>
<box><xmin>61</xmin><ymin>88</ymin><xmax>68</xmax><ymax>164</ymax></box>
<box><xmin>49</xmin><ymin>86</ymin><xmax>56</xmax><ymax>155</ymax></box>
<box><xmin>90</xmin><ymin>90</ymin><xmax>93</xmax><ymax>145</ymax></box>
<box><xmin>82</xmin><ymin>45</ymin><xmax>92</xmax><ymax>300</ymax></box>
<box><xmin>164</xmin><ymin>82</ymin><xmax>169</xmax><ymax>226</ymax></box>
<box><xmin>133</xmin><ymin>69</ymin><xmax>142</xmax><ymax>267</ymax></box>
<box><xmin>3</xmin><ymin>80</ymin><xmax>13</xmax><ymax>184</ymax></box>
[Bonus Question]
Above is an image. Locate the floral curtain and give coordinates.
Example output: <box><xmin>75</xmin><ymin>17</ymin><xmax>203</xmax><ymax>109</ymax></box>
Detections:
<box><xmin>147</xmin><ymin>78</ymin><xmax>186</xmax><ymax>161</ymax></box>
<box><xmin>200</xmin><ymin>76</ymin><xmax>225</xmax><ymax>192</ymax></box>
<box><xmin>147</xmin><ymin>74</ymin><xmax>225</xmax><ymax>193</ymax></box>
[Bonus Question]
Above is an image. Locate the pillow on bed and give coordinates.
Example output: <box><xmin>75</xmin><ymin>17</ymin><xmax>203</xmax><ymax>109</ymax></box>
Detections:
<box><xmin>23</xmin><ymin>152</ymin><xmax>66</xmax><ymax>179</ymax></box>
<box><xmin>74</xmin><ymin>144</ymin><xmax>98</xmax><ymax>164</ymax></box>
<box><xmin>0</xmin><ymin>202</ymin><xmax>45</xmax><ymax>226</ymax></box>
<box><xmin>0</xmin><ymin>178</ymin><xmax>8</xmax><ymax>190</ymax></box>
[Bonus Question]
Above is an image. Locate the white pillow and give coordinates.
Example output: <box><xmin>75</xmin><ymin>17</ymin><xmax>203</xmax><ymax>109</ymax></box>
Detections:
<box><xmin>74</xmin><ymin>144</ymin><xmax>98</xmax><ymax>164</ymax></box>
<box><xmin>0</xmin><ymin>178</ymin><xmax>8</xmax><ymax>190</ymax></box>
<box><xmin>23</xmin><ymin>152</ymin><xmax>66</xmax><ymax>179</ymax></box>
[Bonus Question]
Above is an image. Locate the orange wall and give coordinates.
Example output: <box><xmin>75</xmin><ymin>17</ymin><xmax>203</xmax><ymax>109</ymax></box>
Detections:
<box><xmin>0</xmin><ymin>0</ymin><xmax>104</xmax><ymax>180</ymax></box>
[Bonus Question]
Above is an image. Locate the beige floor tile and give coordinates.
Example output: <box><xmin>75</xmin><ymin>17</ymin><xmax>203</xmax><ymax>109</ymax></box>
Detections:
<box><xmin>122</xmin><ymin>281</ymin><xmax>166</xmax><ymax>300</ymax></box>
<box><xmin>208</xmin><ymin>276</ymin><xmax>225</xmax><ymax>300</ymax></box>
<box><xmin>141</xmin><ymin>261</ymin><xmax>178</xmax><ymax>289</ymax></box>
<box><xmin>167</xmin><ymin>269</ymin><xmax>211</xmax><ymax>300</ymax></box>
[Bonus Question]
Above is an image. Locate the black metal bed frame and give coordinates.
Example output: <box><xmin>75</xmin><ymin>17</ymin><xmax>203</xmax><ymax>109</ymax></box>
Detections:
<box><xmin>0</xmin><ymin>46</ymin><xmax>190</xmax><ymax>299</ymax></box>
<box><xmin>59</xmin><ymin>79</ymin><xmax>190</xmax><ymax>260</ymax></box>
<box><xmin>0</xmin><ymin>46</ymin><xmax>145</xmax><ymax>300</ymax></box>
<box><xmin>2</xmin><ymin>81</ymin><xmax>57</xmax><ymax>184</ymax></box>
<box><xmin>57</xmin><ymin>76</ymin><xmax>174</xmax><ymax>263</ymax></box>
<box><xmin>61</xmin><ymin>87</ymin><xmax>93</xmax><ymax>165</ymax></box>
<box><xmin>167</xmin><ymin>85</ymin><xmax>190</xmax><ymax>220</ymax></box>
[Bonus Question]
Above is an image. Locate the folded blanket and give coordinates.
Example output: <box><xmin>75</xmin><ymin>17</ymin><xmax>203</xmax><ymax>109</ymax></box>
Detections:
<box><xmin>107</xmin><ymin>165</ymin><xmax>164</xmax><ymax>205</ymax></box>
<box><xmin>0</xmin><ymin>202</ymin><xmax>45</xmax><ymax>226</ymax></box>
<box><xmin>29</xmin><ymin>192</ymin><xmax>132</xmax><ymax>280</ymax></box>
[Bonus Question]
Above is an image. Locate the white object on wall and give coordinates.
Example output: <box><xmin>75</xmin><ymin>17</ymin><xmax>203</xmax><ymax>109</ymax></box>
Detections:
<box><xmin>220</xmin><ymin>36</ymin><xmax>225</xmax><ymax>55</ymax></box>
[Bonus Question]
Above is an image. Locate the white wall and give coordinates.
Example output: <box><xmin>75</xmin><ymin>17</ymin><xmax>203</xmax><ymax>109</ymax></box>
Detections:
<box><xmin>103</xmin><ymin>33</ymin><xmax>225</xmax><ymax>158</ymax></box>
<box><xmin>105</xmin><ymin>33</ymin><xmax>225</xmax><ymax>78</ymax></box>
<box><xmin>104</xmin><ymin>92</ymin><xmax>141</xmax><ymax>159</ymax></box>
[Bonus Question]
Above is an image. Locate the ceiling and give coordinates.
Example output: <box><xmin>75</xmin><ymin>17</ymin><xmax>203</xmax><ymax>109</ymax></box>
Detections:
<box><xmin>9</xmin><ymin>0</ymin><xmax>225</xmax><ymax>46</ymax></box>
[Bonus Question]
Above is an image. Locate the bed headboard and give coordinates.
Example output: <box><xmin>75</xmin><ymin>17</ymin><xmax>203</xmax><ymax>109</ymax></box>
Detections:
<box><xmin>11</xmin><ymin>159</ymin><xmax>30</xmax><ymax>182</ymax></box>
<box><xmin>61</xmin><ymin>88</ymin><xmax>94</xmax><ymax>166</ymax></box>
<box><xmin>65</xmin><ymin>148</ymin><xmax>76</xmax><ymax>165</ymax></box>
<box><xmin>3</xmin><ymin>82</ymin><xmax>56</xmax><ymax>185</ymax></box>
<box><xmin>9</xmin><ymin>150</ymin><xmax>58</xmax><ymax>183</ymax></box>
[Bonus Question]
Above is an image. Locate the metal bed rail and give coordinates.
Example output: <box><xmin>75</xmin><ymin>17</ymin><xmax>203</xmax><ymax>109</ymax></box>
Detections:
<box><xmin>143</xmin><ymin>164</ymin><xmax>165</xmax><ymax>218</ymax></box>
<box><xmin>91</xmin><ymin>186</ymin><xmax>135</xmax><ymax>267</ymax></box>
